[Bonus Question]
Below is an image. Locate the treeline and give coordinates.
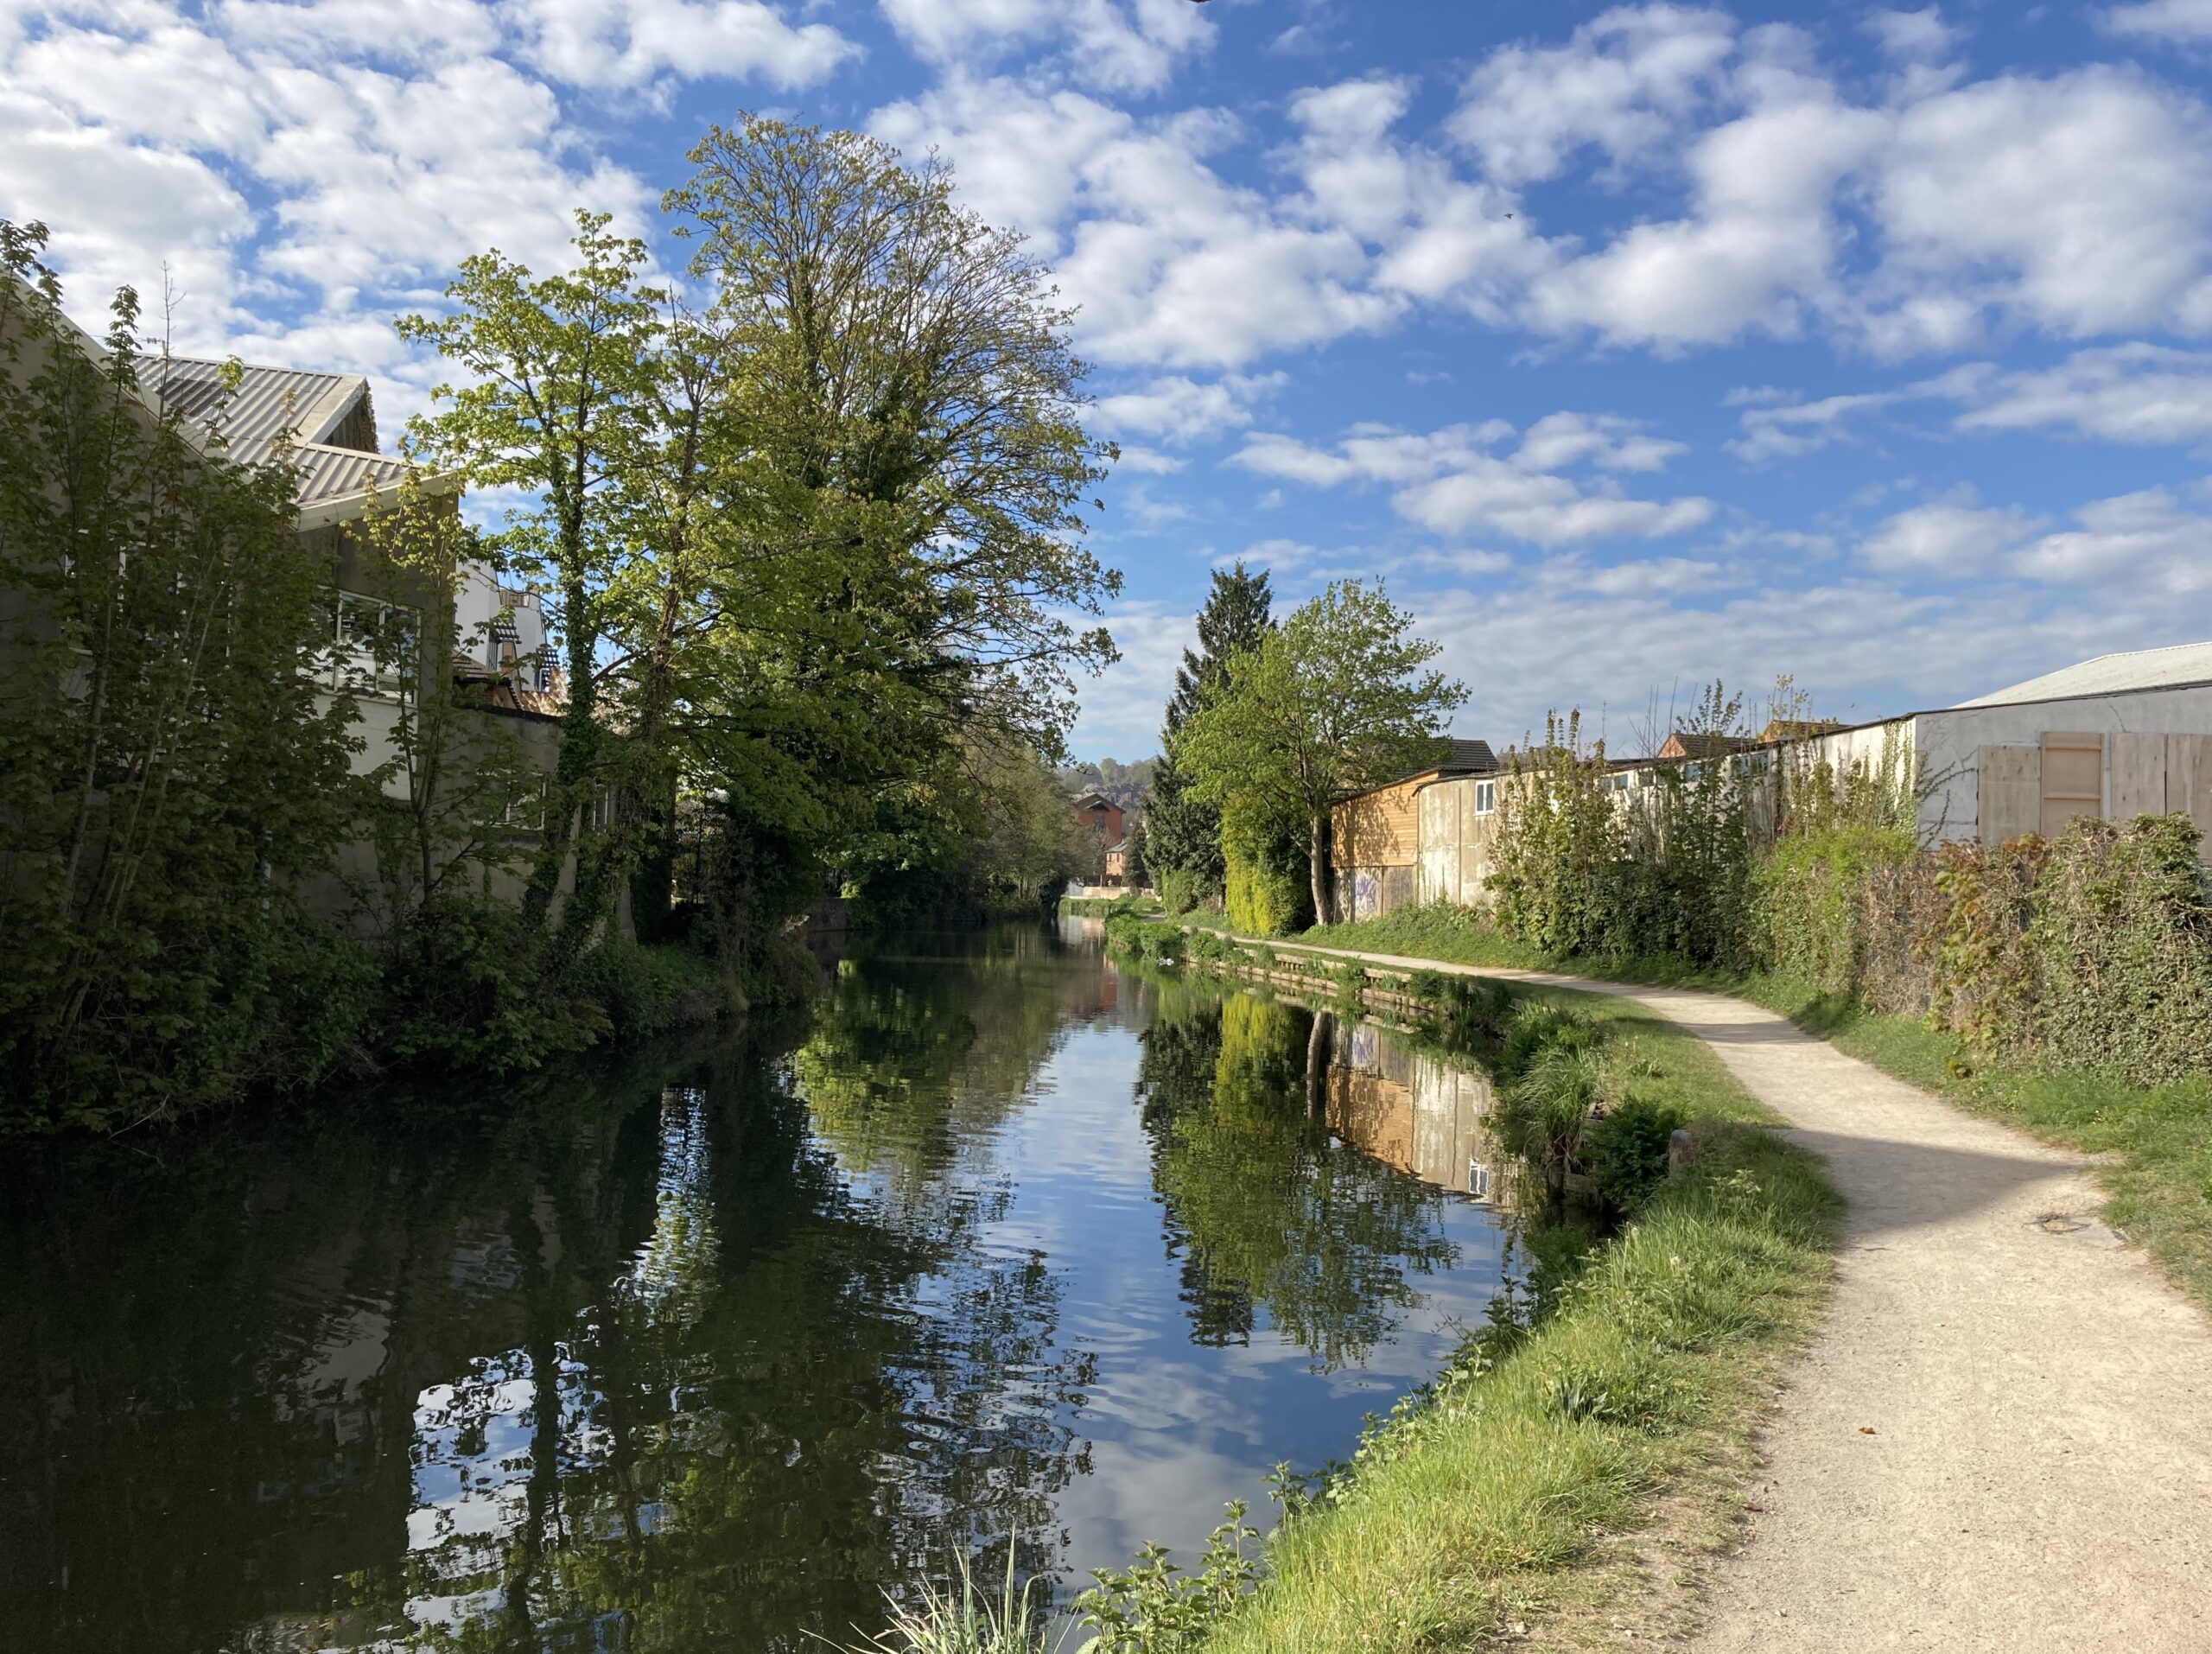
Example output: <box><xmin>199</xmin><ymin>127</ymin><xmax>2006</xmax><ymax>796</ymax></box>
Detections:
<box><xmin>1140</xmin><ymin>563</ymin><xmax>1464</xmax><ymax>931</ymax></box>
<box><xmin>0</xmin><ymin>118</ymin><xmax>1119</xmax><ymax>1133</ymax></box>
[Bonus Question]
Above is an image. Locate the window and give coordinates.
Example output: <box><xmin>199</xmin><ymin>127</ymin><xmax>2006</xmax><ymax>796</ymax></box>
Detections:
<box><xmin>313</xmin><ymin>588</ymin><xmax>419</xmax><ymax>696</ymax></box>
<box><xmin>1473</xmin><ymin>779</ymin><xmax>1497</xmax><ymax>816</ymax></box>
<box><xmin>1467</xmin><ymin>1161</ymin><xmax>1491</xmax><ymax>1200</ymax></box>
<box><xmin>1605</xmin><ymin>772</ymin><xmax>1633</xmax><ymax>793</ymax></box>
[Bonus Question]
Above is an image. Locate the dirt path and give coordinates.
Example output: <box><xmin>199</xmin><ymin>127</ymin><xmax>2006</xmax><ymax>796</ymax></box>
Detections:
<box><xmin>1264</xmin><ymin>938</ymin><xmax>2212</xmax><ymax>1652</ymax></box>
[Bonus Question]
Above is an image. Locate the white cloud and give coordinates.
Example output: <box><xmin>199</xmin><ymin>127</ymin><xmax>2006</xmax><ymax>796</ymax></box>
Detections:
<box><xmin>1114</xmin><ymin>445</ymin><xmax>1185</xmax><ymax>475</ymax></box>
<box><xmin>1092</xmin><ymin>373</ymin><xmax>1285</xmax><ymax>443</ymax></box>
<box><xmin>2016</xmin><ymin>487</ymin><xmax>2212</xmax><ymax>591</ymax></box>
<box><xmin>1513</xmin><ymin>410</ymin><xmax>1686</xmax><ymax>472</ymax></box>
<box><xmin>877</xmin><ymin>0</ymin><xmax>1211</xmax><ymax>95</ymax></box>
<box><xmin>2105</xmin><ymin>0</ymin><xmax>2212</xmax><ymax>43</ymax></box>
<box><xmin>1450</xmin><ymin>4</ymin><xmax>1735</xmax><ymax>185</ymax></box>
<box><xmin>506</xmin><ymin>0</ymin><xmax>856</xmax><ymax>91</ymax></box>
<box><xmin>1861</xmin><ymin>495</ymin><xmax>2041</xmax><ymax>571</ymax></box>
<box><xmin>1728</xmin><ymin>387</ymin><xmax>1902</xmax><ymax>461</ymax></box>
<box><xmin>874</xmin><ymin>77</ymin><xmax>1397</xmax><ymax>370</ymax></box>
<box><xmin>1946</xmin><ymin>345</ymin><xmax>2212</xmax><ymax>448</ymax></box>
<box><xmin>1869</xmin><ymin>68</ymin><xmax>2212</xmax><ymax>345</ymax></box>
<box><xmin>1864</xmin><ymin>8</ymin><xmax>1960</xmax><ymax>62</ymax></box>
<box><xmin>1234</xmin><ymin>416</ymin><xmax>1713</xmax><ymax>547</ymax></box>
<box><xmin>1529</xmin><ymin>68</ymin><xmax>1886</xmax><ymax>347</ymax></box>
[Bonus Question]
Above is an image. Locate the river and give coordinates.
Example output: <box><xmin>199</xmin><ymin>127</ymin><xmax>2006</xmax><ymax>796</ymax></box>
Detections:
<box><xmin>0</xmin><ymin>920</ymin><xmax>1516</xmax><ymax>1653</ymax></box>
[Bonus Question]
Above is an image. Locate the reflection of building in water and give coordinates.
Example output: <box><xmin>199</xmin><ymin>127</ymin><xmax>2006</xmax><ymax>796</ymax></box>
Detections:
<box><xmin>1327</xmin><ymin>1021</ymin><xmax>1504</xmax><ymax>1202</ymax></box>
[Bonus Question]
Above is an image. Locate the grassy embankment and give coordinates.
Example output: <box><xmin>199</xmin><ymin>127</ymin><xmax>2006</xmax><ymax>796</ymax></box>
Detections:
<box><xmin>1202</xmin><ymin>973</ymin><xmax>1839</xmax><ymax>1652</ymax></box>
<box><xmin>1300</xmin><ymin>903</ymin><xmax>2212</xmax><ymax>1314</ymax></box>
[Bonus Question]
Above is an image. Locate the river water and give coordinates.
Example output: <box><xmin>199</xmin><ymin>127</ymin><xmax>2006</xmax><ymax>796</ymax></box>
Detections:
<box><xmin>0</xmin><ymin>921</ymin><xmax>1516</xmax><ymax>1654</ymax></box>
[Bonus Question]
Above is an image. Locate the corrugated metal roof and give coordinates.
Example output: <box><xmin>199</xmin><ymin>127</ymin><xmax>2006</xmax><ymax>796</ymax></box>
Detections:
<box><xmin>144</xmin><ymin>356</ymin><xmax>366</xmax><ymax>459</ymax></box>
<box><xmin>290</xmin><ymin>442</ymin><xmax>415</xmax><ymax>504</ymax></box>
<box><xmin>1957</xmin><ymin>642</ymin><xmax>2212</xmax><ymax>707</ymax></box>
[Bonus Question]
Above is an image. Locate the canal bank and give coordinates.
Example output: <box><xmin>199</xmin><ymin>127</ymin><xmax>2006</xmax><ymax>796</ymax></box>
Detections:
<box><xmin>1185</xmin><ymin>928</ymin><xmax>2212</xmax><ymax>1652</ymax></box>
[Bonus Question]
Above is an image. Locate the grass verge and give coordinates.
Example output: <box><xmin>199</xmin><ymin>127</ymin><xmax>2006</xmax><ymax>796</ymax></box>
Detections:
<box><xmin>1205</xmin><ymin>1066</ymin><xmax>1837</xmax><ymax>1652</ymax></box>
<box><xmin>1301</xmin><ymin>903</ymin><xmax>2212</xmax><ymax>1317</ymax></box>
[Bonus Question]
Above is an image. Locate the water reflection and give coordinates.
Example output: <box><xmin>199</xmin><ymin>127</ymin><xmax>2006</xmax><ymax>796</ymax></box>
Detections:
<box><xmin>0</xmin><ymin>926</ymin><xmax>1511</xmax><ymax>1654</ymax></box>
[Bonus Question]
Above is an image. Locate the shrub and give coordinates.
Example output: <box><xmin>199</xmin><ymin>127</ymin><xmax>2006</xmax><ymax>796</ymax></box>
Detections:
<box><xmin>1159</xmin><ymin>866</ymin><xmax>1206</xmax><ymax>917</ymax></box>
<box><xmin>1586</xmin><ymin>1094</ymin><xmax>1688</xmax><ymax>1212</ymax></box>
<box><xmin>562</xmin><ymin>943</ymin><xmax>726</xmax><ymax>1040</ymax></box>
<box><xmin>377</xmin><ymin>896</ymin><xmax>607</xmax><ymax>1074</ymax></box>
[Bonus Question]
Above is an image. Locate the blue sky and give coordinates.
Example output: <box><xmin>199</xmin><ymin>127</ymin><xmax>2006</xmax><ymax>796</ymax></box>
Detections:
<box><xmin>11</xmin><ymin>1</ymin><xmax>2212</xmax><ymax>759</ymax></box>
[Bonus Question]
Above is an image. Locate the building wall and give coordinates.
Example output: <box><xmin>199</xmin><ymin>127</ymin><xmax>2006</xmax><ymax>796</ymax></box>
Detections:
<box><xmin>1913</xmin><ymin>690</ymin><xmax>2212</xmax><ymax>854</ymax></box>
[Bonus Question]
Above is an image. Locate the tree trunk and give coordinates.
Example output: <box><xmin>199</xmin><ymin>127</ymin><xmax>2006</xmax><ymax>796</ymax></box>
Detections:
<box><xmin>1305</xmin><ymin>1008</ymin><xmax>1333</xmax><ymax>1121</ymax></box>
<box><xmin>1309</xmin><ymin>811</ymin><xmax>1335</xmax><ymax>927</ymax></box>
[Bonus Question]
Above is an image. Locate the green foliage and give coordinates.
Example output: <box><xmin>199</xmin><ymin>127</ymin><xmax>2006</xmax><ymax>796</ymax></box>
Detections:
<box><xmin>1751</xmin><ymin>824</ymin><xmax>1921</xmax><ymax>995</ymax></box>
<box><xmin>833</xmin><ymin>1549</ymin><xmax>1060</xmax><ymax>1654</ymax></box>
<box><xmin>1491</xmin><ymin>690</ymin><xmax>1756</xmax><ymax>967</ymax></box>
<box><xmin>1146</xmin><ymin>563</ymin><xmax>1274</xmax><ymax>896</ymax></box>
<box><xmin>1157</xmin><ymin>866</ymin><xmax>1205</xmax><ymax>917</ymax></box>
<box><xmin>1076</xmin><ymin>1505</ymin><xmax>1263</xmax><ymax>1653</ymax></box>
<box><xmin>0</xmin><ymin>221</ymin><xmax>368</xmax><ymax>1131</ymax></box>
<box><xmin>1586</xmin><ymin>1095</ymin><xmax>1688</xmax><ymax>1212</ymax></box>
<box><xmin>1178</xmin><ymin>578</ymin><xmax>1465</xmax><ymax>926</ymax></box>
<box><xmin>1223</xmin><ymin>798</ymin><xmax>1312</xmax><ymax>938</ymax></box>
<box><xmin>2029</xmin><ymin>815</ymin><xmax>2212</xmax><ymax>1083</ymax></box>
<box><xmin>377</xmin><ymin>896</ymin><xmax>608</xmax><ymax>1073</ymax></box>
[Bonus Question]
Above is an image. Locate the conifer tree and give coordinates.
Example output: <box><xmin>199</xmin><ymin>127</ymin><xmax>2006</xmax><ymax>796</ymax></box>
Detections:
<box><xmin>1142</xmin><ymin>562</ymin><xmax>1273</xmax><ymax>897</ymax></box>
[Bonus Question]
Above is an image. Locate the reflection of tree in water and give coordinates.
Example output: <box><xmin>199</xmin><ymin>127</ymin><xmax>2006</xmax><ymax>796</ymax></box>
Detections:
<box><xmin>0</xmin><ymin>987</ymin><xmax>1095</xmax><ymax>1654</ymax></box>
<box><xmin>1135</xmin><ymin>991</ymin><xmax>1461</xmax><ymax>1371</ymax></box>
<box><xmin>379</xmin><ymin>1048</ymin><xmax>1096</xmax><ymax>1651</ymax></box>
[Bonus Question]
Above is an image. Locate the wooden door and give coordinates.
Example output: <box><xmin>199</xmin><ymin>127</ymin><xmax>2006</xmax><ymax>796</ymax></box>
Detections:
<box><xmin>2040</xmin><ymin>733</ymin><xmax>2104</xmax><ymax>837</ymax></box>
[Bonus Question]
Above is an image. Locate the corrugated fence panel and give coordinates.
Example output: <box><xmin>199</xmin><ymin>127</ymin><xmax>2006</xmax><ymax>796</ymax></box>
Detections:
<box><xmin>1979</xmin><ymin>747</ymin><xmax>2040</xmax><ymax>845</ymax></box>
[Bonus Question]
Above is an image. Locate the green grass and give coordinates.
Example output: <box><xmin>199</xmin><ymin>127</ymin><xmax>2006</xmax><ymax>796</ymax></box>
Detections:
<box><xmin>1302</xmin><ymin>904</ymin><xmax>2212</xmax><ymax>1318</ymax></box>
<box><xmin>1205</xmin><ymin>1098</ymin><xmax>1838</xmax><ymax>1652</ymax></box>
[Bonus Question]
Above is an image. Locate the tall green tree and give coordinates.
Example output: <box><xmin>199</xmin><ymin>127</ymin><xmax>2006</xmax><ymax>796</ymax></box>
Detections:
<box><xmin>665</xmin><ymin>116</ymin><xmax>1122</xmax><ymax>969</ymax></box>
<box><xmin>1144</xmin><ymin>562</ymin><xmax>1273</xmax><ymax>897</ymax></box>
<box><xmin>1178</xmin><ymin>579</ymin><xmax>1465</xmax><ymax>926</ymax></box>
<box><xmin>396</xmin><ymin>212</ymin><xmax>668</xmax><ymax>951</ymax></box>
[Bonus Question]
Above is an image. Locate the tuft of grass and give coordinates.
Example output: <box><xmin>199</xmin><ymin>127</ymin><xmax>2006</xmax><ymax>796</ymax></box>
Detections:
<box><xmin>829</xmin><ymin>1550</ymin><xmax>1065</xmax><ymax>1654</ymax></box>
<box><xmin>1203</xmin><ymin>1112</ymin><xmax>1839</xmax><ymax>1653</ymax></box>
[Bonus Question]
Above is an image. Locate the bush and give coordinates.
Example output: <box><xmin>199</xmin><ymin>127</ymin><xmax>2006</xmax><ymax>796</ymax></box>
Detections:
<box><xmin>1586</xmin><ymin>1094</ymin><xmax>1688</xmax><ymax>1212</ymax></box>
<box><xmin>562</xmin><ymin>943</ymin><xmax>727</xmax><ymax>1040</ymax></box>
<box><xmin>1158</xmin><ymin>866</ymin><xmax>1207</xmax><ymax>917</ymax></box>
<box><xmin>377</xmin><ymin>896</ymin><xmax>607</xmax><ymax>1074</ymax></box>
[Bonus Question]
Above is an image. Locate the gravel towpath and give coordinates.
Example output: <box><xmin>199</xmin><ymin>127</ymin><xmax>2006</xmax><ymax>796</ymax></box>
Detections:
<box><xmin>1264</xmin><ymin>938</ymin><xmax>2212</xmax><ymax>1653</ymax></box>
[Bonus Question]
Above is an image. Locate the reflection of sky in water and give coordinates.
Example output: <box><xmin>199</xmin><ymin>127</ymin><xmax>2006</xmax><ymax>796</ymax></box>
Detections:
<box><xmin>3</xmin><ymin>933</ymin><xmax>1511</xmax><ymax>1654</ymax></box>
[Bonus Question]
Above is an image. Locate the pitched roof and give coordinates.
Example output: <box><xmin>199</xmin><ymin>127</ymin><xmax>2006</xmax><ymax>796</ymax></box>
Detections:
<box><xmin>1430</xmin><ymin>737</ymin><xmax>1497</xmax><ymax>774</ymax></box>
<box><xmin>1958</xmin><ymin>641</ymin><xmax>2212</xmax><ymax>708</ymax></box>
<box><xmin>148</xmin><ymin>355</ymin><xmax>368</xmax><ymax>456</ymax></box>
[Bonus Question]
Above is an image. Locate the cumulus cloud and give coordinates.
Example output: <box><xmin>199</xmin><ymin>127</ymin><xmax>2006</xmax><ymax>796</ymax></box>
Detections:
<box><xmin>1528</xmin><ymin>64</ymin><xmax>1886</xmax><ymax>347</ymax></box>
<box><xmin>873</xmin><ymin>77</ymin><xmax>1398</xmax><ymax>370</ymax></box>
<box><xmin>2105</xmin><ymin>0</ymin><xmax>2212</xmax><ymax>43</ymax></box>
<box><xmin>1233</xmin><ymin>416</ymin><xmax>1713</xmax><ymax>547</ymax></box>
<box><xmin>1946</xmin><ymin>345</ymin><xmax>2212</xmax><ymax>448</ymax></box>
<box><xmin>2016</xmin><ymin>487</ymin><xmax>2212</xmax><ymax>591</ymax></box>
<box><xmin>1867</xmin><ymin>67</ymin><xmax>2212</xmax><ymax>347</ymax></box>
<box><xmin>1861</xmin><ymin>494</ymin><xmax>2042</xmax><ymax>571</ymax></box>
<box><xmin>1093</xmin><ymin>373</ymin><xmax>1282</xmax><ymax>442</ymax></box>
<box><xmin>1450</xmin><ymin>4</ymin><xmax>1735</xmax><ymax>184</ymax></box>
<box><xmin>0</xmin><ymin>0</ymin><xmax>846</xmax><ymax>361</ymax></box>
<box><xmin>877</xmin><ymin>0</ymin><xmax>1212</xmax><ymax>95</ymax></box>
